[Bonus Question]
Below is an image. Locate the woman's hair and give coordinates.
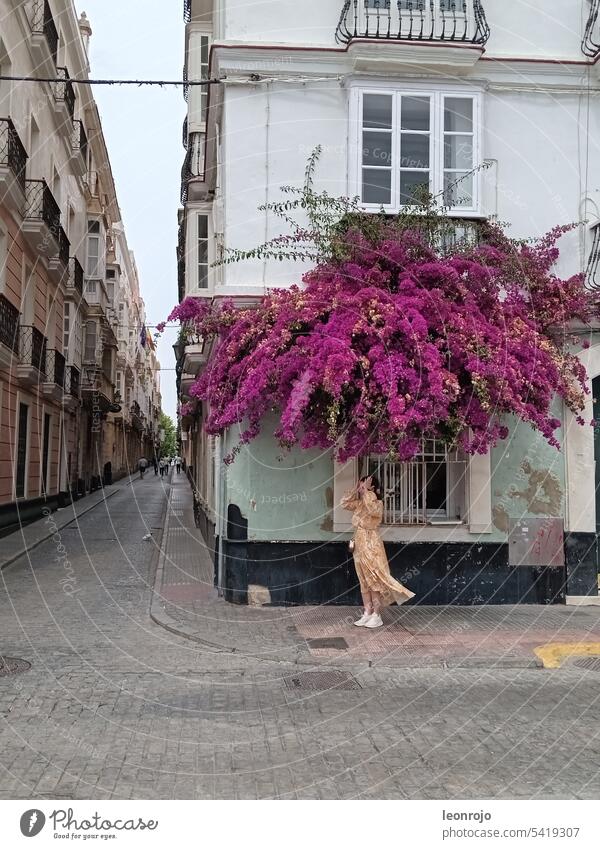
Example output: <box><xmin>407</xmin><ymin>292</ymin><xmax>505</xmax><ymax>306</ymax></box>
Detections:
<box><xmin>360</xmin><ymin>475</ymin><xmax>382</xmax><ymax>498</ymax></box>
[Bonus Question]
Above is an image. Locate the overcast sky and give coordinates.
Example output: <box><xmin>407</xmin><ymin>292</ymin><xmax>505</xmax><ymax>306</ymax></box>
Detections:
<box><xmin>77</xmin><ymin>1</ymin><xmax>185</xmax><ymax>420</ymax></box>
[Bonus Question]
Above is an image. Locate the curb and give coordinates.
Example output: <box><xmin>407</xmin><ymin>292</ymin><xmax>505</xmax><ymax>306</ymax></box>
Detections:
<box><xmin>0</xmin><ymin>477</ymin><xmax>136</xmax><ymax>572</ymax></box>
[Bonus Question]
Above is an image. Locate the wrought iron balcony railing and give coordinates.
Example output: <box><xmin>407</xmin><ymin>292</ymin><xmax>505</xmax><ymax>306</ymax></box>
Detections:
<box><xmin>20</xmin><ymin>325</ymin><xmax>47</xmax><ymax>374</ymax></box>
<box><xmin>0</xmin><ymin>118</ymin><xmax>28</xmax><ymax>193</ymax></box>
<box><xmin>53</xmin><ymin>67</ymin><xmax>76</xmax><ymax>121</ymax></box>
<box><xmin>30</xmin><ymin>0</ymin><xmax>59</xmax><ymax>64</ymax></box>
<box><xmin>66</xmin><ymin>257</ymin><xmax>84</xmax><ymax>296</ymax></box>
<box><xmin>182</xmin><ymin>116</ymin><xmax>188</xmax><ymax>150</ymax></box>
<box><xmin>336</xmin><ymin>0</ymin><xmax>490</xmax><ymax>45</ymax></box>
<box><xmin>72</xmin><ymin>119</ymin><xmax>88</xmax><ymax>161</ymax></box>
<box><xmin>57</xmin><ymin>226</ymin><xmax>70</xmax><ymax>267</ymax></box>
<box><xmin>0</xmin><ymin>294</ymin><xmax>19</xmax><ymax>354</ymax></box>
<box><xmin>24</xmin><ymin>179</ymin><xmax>61</xmax><ymax>242</ymax></box>
<box><xmin>184</xmin><ymin>0</ymin><xmax>191</xmax><ymax>23</ymax></box>
<box><xmin>583</xmin><ymin>0</ymin><xmax>600</xmax><ymax>57</ymax></box>
<box><xmin>45</xmin><ymin>348</ymin><xmax>66</xmax><ymax>387</ymax></box>
<box><xmin>64</xmin><ymin>364</ymin><xmax>80</xmax><ymax>398</ymax></box>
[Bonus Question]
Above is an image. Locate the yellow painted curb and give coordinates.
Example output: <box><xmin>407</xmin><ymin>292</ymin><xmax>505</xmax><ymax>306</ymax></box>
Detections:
<box><xmin>534</xmin><ymin>643</ymin><xmax>600</xmax><ymax>669</ymax></box>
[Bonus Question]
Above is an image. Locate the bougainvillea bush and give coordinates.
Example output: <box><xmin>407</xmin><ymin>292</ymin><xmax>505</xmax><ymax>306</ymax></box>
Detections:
<box><xmin>163</xmin><ymin>159</ymin><xmax>596</xmax><ymax>464</ymax></box>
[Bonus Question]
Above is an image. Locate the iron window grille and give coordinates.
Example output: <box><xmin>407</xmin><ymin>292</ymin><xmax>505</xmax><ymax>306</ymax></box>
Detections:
<box><xmin>366</xmin><ymin>441</ymin><xmax>465</xmax><ymax>525</ymax></box>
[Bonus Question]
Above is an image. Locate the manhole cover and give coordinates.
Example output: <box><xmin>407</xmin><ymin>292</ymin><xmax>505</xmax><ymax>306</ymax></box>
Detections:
<box><xmin>572</xmin><ymin>656</ymin><xmax>600</xmax><ymax>672</ymax></box>
<box><xmin>306</xmin><ymin>638</ymin><xmax>348</xmax><ymax>651</ymax></box>
<box><xmin>284</xmin><ymin>670</ymin><xmax>361</xmax><ymax>691</ymax></box>
<box><xmin>0</xmin><ymin>657</ymin><xmax>31</xmax><ymax>677</ymax></box>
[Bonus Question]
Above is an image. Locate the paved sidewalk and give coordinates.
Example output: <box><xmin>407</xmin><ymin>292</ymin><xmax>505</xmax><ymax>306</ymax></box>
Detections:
<box><xmin>151</xmin><ymin>475</ymin><xmax>600</xmax><ymax>670</ymax></box>
<box><xmin>0</xmin><ymin>474</ymin><xmax>140</xmax><ymax>571</ymax></box>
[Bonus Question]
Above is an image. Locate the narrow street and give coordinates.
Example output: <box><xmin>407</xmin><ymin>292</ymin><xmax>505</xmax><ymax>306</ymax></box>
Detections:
<box><xmin>1</xmin><ymin>474</ymin><xmax>600</xmax><ymax>800</ymax></box>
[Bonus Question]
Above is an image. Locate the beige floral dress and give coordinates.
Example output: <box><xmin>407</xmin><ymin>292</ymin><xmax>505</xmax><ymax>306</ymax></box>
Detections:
<box><xmin>341</xmin><ymin>490</ymin><xmax>415</xmax><ymax>607</ymax></box>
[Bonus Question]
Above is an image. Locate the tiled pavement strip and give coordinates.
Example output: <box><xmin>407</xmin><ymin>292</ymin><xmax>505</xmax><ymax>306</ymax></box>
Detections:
<box><xmin>152</xmin><ymin>474</ymin><xmax>600</xmax><ymax>671</ymax></box>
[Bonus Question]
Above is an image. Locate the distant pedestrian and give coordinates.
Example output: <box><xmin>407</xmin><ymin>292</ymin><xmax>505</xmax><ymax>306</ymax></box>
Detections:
<box><xmin>153</xmin><ymin>458</ymin><xmax>158</xmax><ymax>476</ymax></box>
<box><xmin>139</xmin><ymin>457</ymin><xmax>148</xmax><ymax>479</ymax></box>
<box><xmin>159</xmin><ymin>458</ymin><xmax>165</xmax><ymax>477</ymax></box>
<box><xmin>175</xmin><ymin>455</ymin><xmax>181</xmax><ymax>474</ymax></box>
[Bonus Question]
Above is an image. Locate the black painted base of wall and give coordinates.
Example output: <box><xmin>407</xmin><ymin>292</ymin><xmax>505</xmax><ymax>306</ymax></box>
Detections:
<box><xmin>0</xmin><ymin>493</ymin><xmax>63</xmax><ymax>539</ymax></box>
<box><xmin>221</xmin><ymin>534</ymin><xmax>599</xmax><ymax>606</ymax></box>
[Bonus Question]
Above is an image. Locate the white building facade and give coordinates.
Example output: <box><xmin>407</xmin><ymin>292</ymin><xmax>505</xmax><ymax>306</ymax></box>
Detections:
<box><xmin>177</xmin><ymin>0</ymin><xmax>600</xmax><ymax>606</ymax></box>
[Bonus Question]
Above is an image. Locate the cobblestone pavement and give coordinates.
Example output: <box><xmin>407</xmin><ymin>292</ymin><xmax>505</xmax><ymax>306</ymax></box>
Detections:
<box><xmin>1</xmin><ymin>472</ymin><xmax>600</xmax><ymax>800</ymax></box>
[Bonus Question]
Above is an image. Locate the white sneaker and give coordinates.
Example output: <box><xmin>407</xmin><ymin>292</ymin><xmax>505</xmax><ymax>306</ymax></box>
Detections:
<box><xmin>364</xmin><ymin>613</ymin><xmax>383</xmax><ymax>629</ymax></box>
<box><xmin>353</xmin><ymin>611</ymin><xmax>372</xmax><ymax>627</ymax></box>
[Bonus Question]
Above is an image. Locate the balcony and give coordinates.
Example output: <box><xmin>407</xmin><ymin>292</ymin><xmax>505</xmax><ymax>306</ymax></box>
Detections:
<box><xmin>182</xmin><ymin>337</ymin><xmax>207</xmax><ymax>376</ymax></box>
<box><xmin>28</xmin><ymin>0</ymin><xmax>59</xmax><ymax>76</ymax></box>
<box><xmin>584</xmin><ymin>1</ymin><xmax>600</xmax><ymax>60</ymax></box>
<box><xmin>65</xmin><ymin>257</ymin><xmax>84</xmax><ymax>299</ymax></box>
<box><xmin>181</xmin><ymin>132</ymin><xmax>205</xmax><ymax>204</ymax></box>
<box><xmin>131</xmin><ymin>401</ymin><xmax>144</xmax><ymax>432</ymax></box>
<box><xmin>0</xmin><ymin>294</ymin><xmax>20</xmax><ymax>369</ymax></box>
<box><xmin>48</xmin><ymin>225</ymin><xmax>70</xmax><ymax>282</ymax></box>
<box><xmin>17</xmin><ymin>325</ymin><xmax>47</xmax><ymax>386</ymax></box>
<box><xmin>42</xmin><ymin>348</ymin><xmax>66</xmax><ymax>402</ymax></box>
<box><xmin>0</xmin><ymin>118</ymin><xmax>27</xmax><ymax>212</ymax></box>
<box><xmin>53</xmin><ymin>67</ymin><xmax>76</xmax><ymax>126</ymax></box>
<box><xmin>62</xmin><ymin>364</ymin><xmax>80</xmax><ymax>411</ymax></box>
<box><xmin>22</xmin><ymin>179</ymin><xmax>60</xmax><ymax>256</ymax></box>
<box><xmin>71</xmin><ymin>120</ymin><xmax>88</xmax><ymax>177</ymax></box>
<box><xmin>336</xmin><ymin>1</ymin><xmax>490</xmax><ymax>67</ymax></box>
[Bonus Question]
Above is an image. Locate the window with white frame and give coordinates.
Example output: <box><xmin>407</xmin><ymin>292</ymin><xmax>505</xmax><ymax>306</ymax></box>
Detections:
<box><xmin>63</xmin><ymin>301</ymin><xmax>70</xmax><ymax>358</ymax></box>
<box><xmin>199</xmin><ymin>34</ymin><xmax>210</xmax><ymax>124</ymax></box>
<box><xmin>365</xmin><ymin>441</ymin><xmax>466</xmax><ymax>525</ymax></box>
<box><xmin>197</xmin><ymin>213</ymin><xmax>209</xmax><ymax>289</ymax></box>
<box><xmin>86</xmin><ymin>219</ymin><xmax>103</xmax><ymax>278</ymax></box>
<box><xmin>84</xmin><ymin>320</ymin><xmax>97</xmax><ymax>363</ymax></box>
<box><xmin>355</xmin><ymin>88</ymin><xmax>480</xmax><ymax>214</ymax></box>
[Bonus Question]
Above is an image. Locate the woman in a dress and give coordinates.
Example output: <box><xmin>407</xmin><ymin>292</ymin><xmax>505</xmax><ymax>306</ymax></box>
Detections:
<box><xmin>341</xmin><ymin>475</ymin><xmax>415</xmax><ymax>629</ymax></box>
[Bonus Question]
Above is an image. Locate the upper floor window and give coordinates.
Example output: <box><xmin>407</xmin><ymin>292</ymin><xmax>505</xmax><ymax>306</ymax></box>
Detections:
<box><xmin>354</xmin><ymin>87</ymin><xmax>481</xmax><ymax>215</ymax></box>
<box><xmin>199</xmin><ymin>35</ymin><xmax>210</xmax><ymax>124</ymax></box>
<box><xmin>86</xmin><ymin>219</ymin><xmax>103</xmax><ymax>278</ymax></box>
<box><xmin>198</xmin><ymin>214</ymin><xmax>209</xmax><ymax>289</ymax></box>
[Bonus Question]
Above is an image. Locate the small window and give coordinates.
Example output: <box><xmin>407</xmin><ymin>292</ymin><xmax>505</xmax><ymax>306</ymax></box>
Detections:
<box><xmin>106</xmin><ymin>269</ymin><xmax>116</xmax><ymax>279</ymax></box>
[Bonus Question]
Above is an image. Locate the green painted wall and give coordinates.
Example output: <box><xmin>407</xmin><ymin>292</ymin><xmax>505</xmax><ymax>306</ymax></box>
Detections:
<box><xmin>224</xmin><ymin>415</ymin><xmax>335</xmax><ymax>542</ymax></box>
<box><xmin>223</xmin><ymin>405</ymin><xmax>570</xmax><ymax>544</ymax></box>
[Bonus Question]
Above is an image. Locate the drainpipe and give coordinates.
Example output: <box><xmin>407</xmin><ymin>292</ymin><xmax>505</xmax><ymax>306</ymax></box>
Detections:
<box><xmin>215</xmin><ymin>433</ymin><xmax>225</xmax><ymax>595</ymax></box>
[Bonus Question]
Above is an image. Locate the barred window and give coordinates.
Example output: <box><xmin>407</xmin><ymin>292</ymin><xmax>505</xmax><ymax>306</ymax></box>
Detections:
<box><xmin>365</xmin><ymin>441</ymin><xmax>466</xmax><ymax>525</ymax></box>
